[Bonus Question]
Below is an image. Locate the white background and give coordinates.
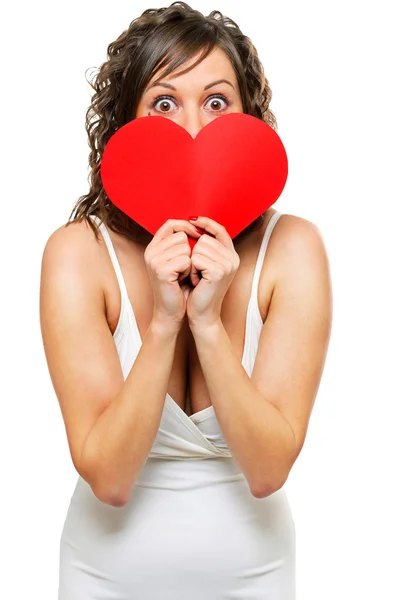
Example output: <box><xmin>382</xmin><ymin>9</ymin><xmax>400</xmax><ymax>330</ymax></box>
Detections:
<box><xmin>1</xmin><ymin>1</ymin><xmax>399</xmax><ymax>598</ymax></box>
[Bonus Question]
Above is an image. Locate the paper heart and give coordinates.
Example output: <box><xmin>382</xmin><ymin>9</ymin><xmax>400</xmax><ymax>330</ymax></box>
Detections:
<box><xmin>100</xmin><ymin>112</ymin><xmax>288</xmax><ymax>249</ymax></box>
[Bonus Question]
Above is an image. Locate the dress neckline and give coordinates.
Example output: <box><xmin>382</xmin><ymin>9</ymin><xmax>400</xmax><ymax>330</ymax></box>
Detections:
<box><xmin>90</xmin><ymin>212</ymin><xmax>280</xmax><ymax>424</ymax></box>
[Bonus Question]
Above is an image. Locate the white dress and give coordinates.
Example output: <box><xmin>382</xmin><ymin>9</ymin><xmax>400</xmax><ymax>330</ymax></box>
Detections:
<box><xmin>58</xmin><ymin>211</ymin><xmax>296</xmax><ymax>599</ymax></box>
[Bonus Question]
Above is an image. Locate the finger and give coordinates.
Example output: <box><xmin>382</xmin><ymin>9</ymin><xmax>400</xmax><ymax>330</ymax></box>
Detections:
<box><xmin>146</xmin><ymin>232</ymin><xmax>188</xmax><ymax>262</ymax></box>
<box><xmin>178</xmin><ymin>264</ymin><xmax>192</xmax><ymax>283</ymax></box>
<box><xmin>153</xmin><ymin>219</ymin><xmax>201</xmax><ymax>244</ymax></box>
<box><xmin>160</xmin><ymin>231</ymin><xmax>190</xmax><ymax>252</ymax></box>
<box><xmin>189</xmin><ymin>259</ymin><xmax>201</xmax><ymax>287</ymax></box>
<box><xmin>191</xmin><ymin>253</ymin><xmax>227</xmax><ymax>280</ymax></box>
<box><xmin>188</xmin><ymin>217</ymin><xmax>233</xmax><ymax>250</ymax></box>
<box><xmin>161</xmin><ymin>241</ymin><xmax>191</xmax><ymax>262</ymax></box>
<box><xmin>192</xmin><ymin>233</ymin><xmax>233</xmax><ymax>261</ymax></box>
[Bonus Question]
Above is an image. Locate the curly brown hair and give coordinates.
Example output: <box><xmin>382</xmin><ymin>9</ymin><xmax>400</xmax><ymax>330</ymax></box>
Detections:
<box><xmin>66</xmin><ymin>1</ymin><xmax>278</xmax><ymax>245</ymax></box>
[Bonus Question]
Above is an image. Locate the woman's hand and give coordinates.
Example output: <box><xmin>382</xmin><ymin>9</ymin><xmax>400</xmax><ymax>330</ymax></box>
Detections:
<box><xmin>186</xmin><ymin>216</ymin><xmax>240</xmax><ymax>328</ymax></box>
<box><xmin>144</xmin><ymin>219</ymin><xmax>201</xmax><ymax>328</ymax></box>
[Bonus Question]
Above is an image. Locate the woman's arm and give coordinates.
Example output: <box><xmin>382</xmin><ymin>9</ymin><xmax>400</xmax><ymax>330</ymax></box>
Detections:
<box><xmin>189</xmin><ymin>216</ymin><xmax>333</xmax><ymax>498</ymax></box>
<box><xmin>40</xmin><ymin>222</ymin><xmax>181</xmax><ymax>507</ymax></box>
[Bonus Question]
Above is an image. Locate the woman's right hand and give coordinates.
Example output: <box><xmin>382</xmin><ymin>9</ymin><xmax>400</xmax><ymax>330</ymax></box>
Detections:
<box><xmin>144</xmin><ymin>219</ymin><xmax>201</xmax><ymax>328</ymax></box>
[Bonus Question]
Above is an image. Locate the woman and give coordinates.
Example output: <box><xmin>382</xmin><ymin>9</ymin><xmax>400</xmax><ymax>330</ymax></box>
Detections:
<box><xmin>40</xmin><ymin>2</ymin><xmax>332</xmax><ymax>598</ymax></box>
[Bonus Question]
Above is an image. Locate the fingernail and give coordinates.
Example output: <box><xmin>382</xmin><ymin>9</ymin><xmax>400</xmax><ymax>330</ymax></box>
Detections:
<box><xmin>194</xmin><ymin>226</ymin><xmax>203</xmax><ymax>234</ymax></box>
<box><xmin>188</xmin><ymin>216</ymin><xmax>198</xmax><ymax>221</ymax></box>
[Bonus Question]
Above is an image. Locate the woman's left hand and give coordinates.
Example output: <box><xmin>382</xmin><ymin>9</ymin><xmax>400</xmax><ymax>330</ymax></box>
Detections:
<box><xmin>185</xmin><ymin>216</ymin><xmax>240</xmax><ymax>328</ymax></box>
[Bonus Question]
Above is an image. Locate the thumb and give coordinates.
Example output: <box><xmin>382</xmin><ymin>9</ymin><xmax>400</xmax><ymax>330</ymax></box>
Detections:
<box><xmin>190</xmin><ymin>258</ymin><xmax>201</xmax><ymax>287</ymax></box>
<box><xmin>177</xmin><ymin>263</ymin><xmax>192</xmax><ymax>283</ymax></box>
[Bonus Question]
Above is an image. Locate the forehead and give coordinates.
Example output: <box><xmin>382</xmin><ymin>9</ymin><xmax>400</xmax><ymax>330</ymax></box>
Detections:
<box><xmin>147</xmin><ymin>47</ymin><xmax>237</xmax><ymax>90</ymax></box>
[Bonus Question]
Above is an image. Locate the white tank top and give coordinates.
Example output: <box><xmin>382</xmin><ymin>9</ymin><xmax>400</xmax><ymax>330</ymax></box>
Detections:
<box><xmin>59</xmin><ymin>210</ymin><xmax>296</xmax><ymax>599</ymax></box>
<box><xmin>89</xmin><ymin>211</ymin><xmax>283</xmax><ymax>460</ymax></box>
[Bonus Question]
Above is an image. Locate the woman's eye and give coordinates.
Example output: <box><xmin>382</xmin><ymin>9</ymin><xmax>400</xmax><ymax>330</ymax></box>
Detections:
<box><xmin>150</xmin><ymin>94</ymin><xmax>231</xmax><ymax>114</ymax></box>
<box><xmin>151</xmin><ymin>96</ymin><xmax>177</xmax><ymax>113</ymax></box>
<box><xmin>204</xmin><ymin>95</ymin><xmax>230</xmax><ymax>111</ymax></box>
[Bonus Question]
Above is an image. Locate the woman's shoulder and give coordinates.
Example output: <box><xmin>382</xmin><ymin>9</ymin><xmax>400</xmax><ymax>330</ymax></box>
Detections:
<box><xmin>42</xmin><ymin>216</ymin><xmax>103</xmax><ymax>261</ymax></box>
<box><xmin>40</xmin><ymin>217</ymin><xmax>106</xmax><ymax>295</ymax></box>
<box><xmin>44</xmin><ymin>215</ymin><xmax>101</xmax><ymax>245</ymax></box>
<box><xmin>261</xmin><ymin>209</ymin><xmax>329</xmax><ymax>288</ymax></box>
<box><xmin>268</xmin><ymin>209</ymin><xmax>327</xmax><ymax>258</ymax></box>
<box><xmin>272</xmin><ymin>208</ymin><xmax>322</xmax><ymax>234</ymax></box>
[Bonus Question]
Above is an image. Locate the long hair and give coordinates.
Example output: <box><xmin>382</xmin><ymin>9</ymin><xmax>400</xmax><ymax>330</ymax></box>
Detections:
<box><xmin>67</xmin><ymin>1</ymin><xmax>278</xmax><ymax>244</ymax></box>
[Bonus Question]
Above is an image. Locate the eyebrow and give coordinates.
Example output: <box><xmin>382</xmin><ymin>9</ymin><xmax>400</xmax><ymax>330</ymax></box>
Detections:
<box><xmin>145</xmin><ymin>78</ymin><xmax>235</xmax><ymax>93</ymax></box>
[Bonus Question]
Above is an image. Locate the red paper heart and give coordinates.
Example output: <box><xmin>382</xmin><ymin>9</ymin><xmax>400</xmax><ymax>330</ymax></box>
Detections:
<box><xmin>100</xmin><ymin>112</ymin><xmax>288</xmax><ymax>249</ymax></box>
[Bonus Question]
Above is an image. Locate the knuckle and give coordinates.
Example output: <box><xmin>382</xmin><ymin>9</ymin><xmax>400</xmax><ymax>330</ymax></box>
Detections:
<box><xmin>148</xmin><ymin>256</ymin><xmax>159</xmax><ymax>272</ymax></box>
<box><xmin>144</xmin><ymin>248</ymin><xmax>153</xmax><ymax>264</ymax></box>
<box><xmin>177</xmin><ymin>231</ymin><xmax>188</xmax><ymax>242</ymax></box>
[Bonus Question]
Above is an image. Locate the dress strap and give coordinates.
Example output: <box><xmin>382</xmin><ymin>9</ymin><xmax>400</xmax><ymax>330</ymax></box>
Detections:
<box><xmin>250</xmin><ymin>211</ymin><xmax>283</xmax><ymax>300</ymax></box>
<box><xmin>89</xmin><ymin>215</ymin><xmax>130</xmax><ymax>307</ymax></box>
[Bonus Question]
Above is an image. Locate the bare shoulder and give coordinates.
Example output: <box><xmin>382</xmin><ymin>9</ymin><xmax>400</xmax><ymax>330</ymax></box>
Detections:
<box><xmin>41</xmin><ymin>217</ymin><xmax>102</xmax><ymax>267</ymax></box>
<box><xmin>266</xmin><ymin>211</ymin><xmax>331</xmax><ymax>285</ymax></box>
<box><xmin>270</xmin><ymin>211</ymin><xmax>329</xmax><ymax>255</ymax></box>
<box><xmin>40</xmin><ymin>217</ymin><xmax>106</xmax><ymax>308</ymax></box>
<box><xmin>40</xmin><ymin>220</ymin><xmax>101</xmax><ymax>330</ymax></box>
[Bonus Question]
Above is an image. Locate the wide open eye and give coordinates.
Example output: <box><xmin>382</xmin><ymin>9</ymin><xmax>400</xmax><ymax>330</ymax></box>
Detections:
<box><xmin>150</xmin><ymin>93</ymin><xmax>232</xmax><ymax>114</ymax></box>
<box><xmin>151</xmin><ymin>95</ymin><xmax>177</xmax><ymax>113</ymax></box>
<box><xmin>204</xmin><ymin>94</ymin><xmax>231</xmax><ymax>111</ymax></box>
